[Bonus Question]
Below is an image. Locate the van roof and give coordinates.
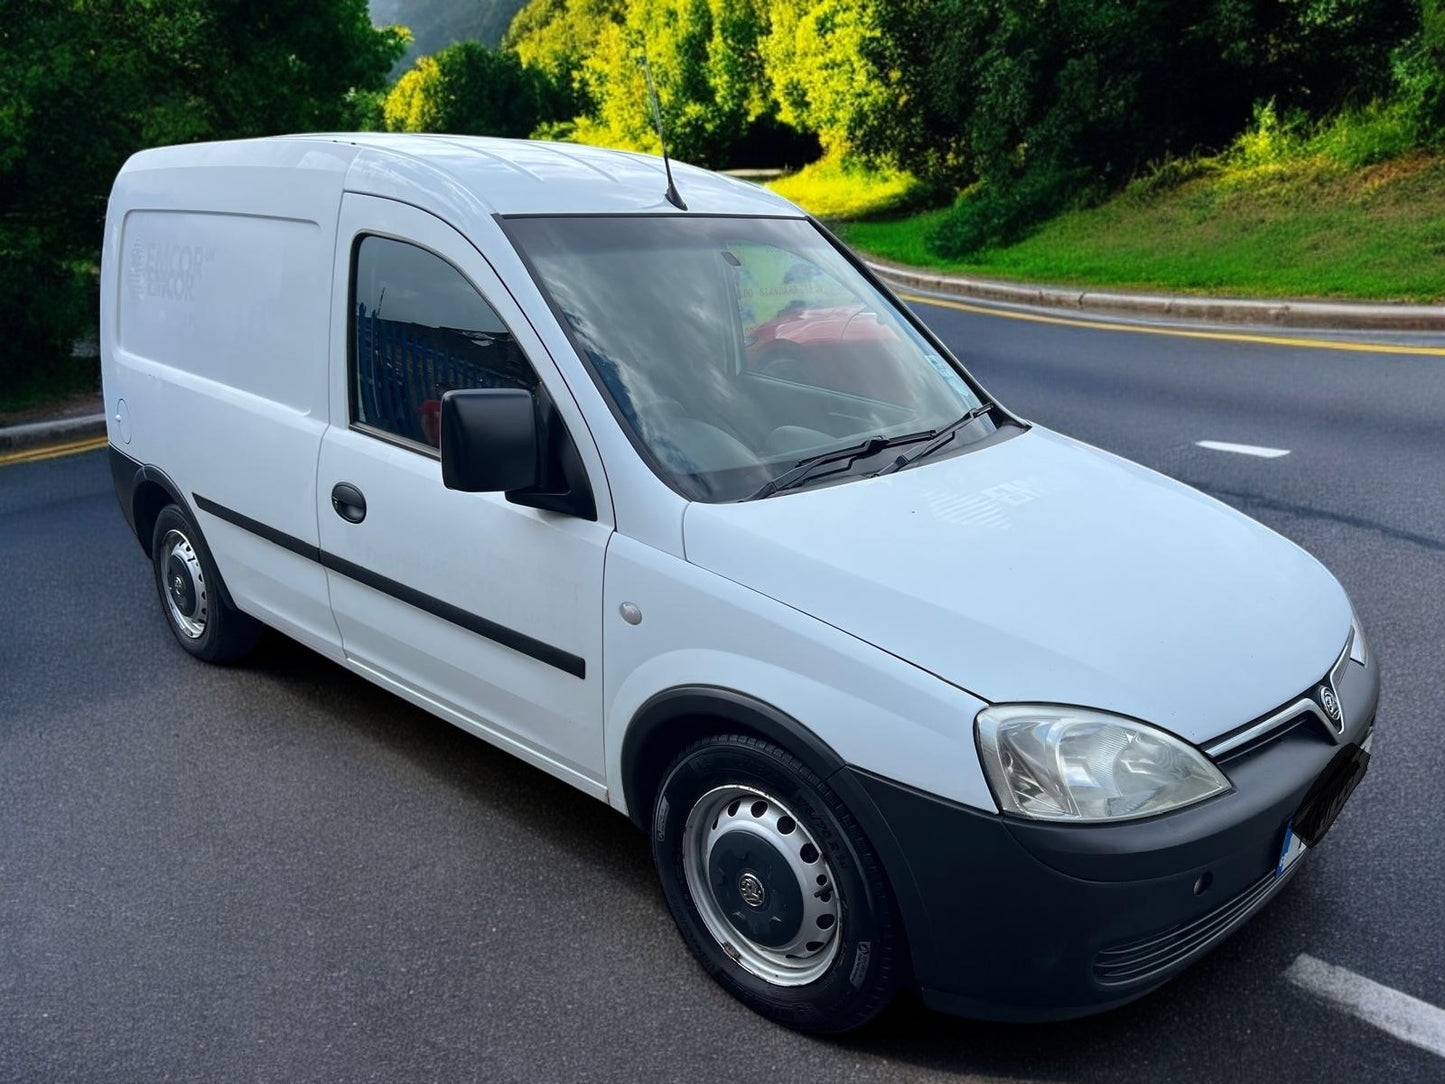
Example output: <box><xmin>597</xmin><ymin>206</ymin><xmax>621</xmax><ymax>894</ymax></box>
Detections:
<box><xmin>286</xmin><ymin>132</ymin><xmax>800</xmax><ymax>218</ymax></box>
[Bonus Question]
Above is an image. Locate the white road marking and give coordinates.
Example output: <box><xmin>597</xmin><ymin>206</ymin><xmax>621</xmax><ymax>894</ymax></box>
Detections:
<box><xmin>1195</xmin><ymin>440</ymin><xmax>1292</xmax><ymax>458</ymax></box>
<box><xmin>1285</xmin><ymin>953</ymin><xmax>1445</xmax><ymax>1059</ymax></box>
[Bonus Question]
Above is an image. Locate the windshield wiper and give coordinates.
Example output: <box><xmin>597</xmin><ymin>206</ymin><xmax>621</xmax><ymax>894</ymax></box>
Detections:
<box><xmin>874</xmin><ymin>401</ymin><xmax>995</xmax><ymax>477</ymax></box>
<box><xmin>745</xmin><ymin>430</ymin><xmax>936</xmax><ymax>500</ymax></box>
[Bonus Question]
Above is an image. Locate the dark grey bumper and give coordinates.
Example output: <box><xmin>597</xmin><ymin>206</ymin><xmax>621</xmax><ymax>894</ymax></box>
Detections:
<box><xmin>843</xmin><ymin>644</ymin><xmax>1380</xmax><ymax>1021</ymax></box>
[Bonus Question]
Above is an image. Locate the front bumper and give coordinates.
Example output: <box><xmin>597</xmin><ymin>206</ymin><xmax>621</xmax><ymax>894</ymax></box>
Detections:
<box><xmin>844</xmin><ymin>643</ymin><xmax>1380</xmax><ymax>1021</ymax></box>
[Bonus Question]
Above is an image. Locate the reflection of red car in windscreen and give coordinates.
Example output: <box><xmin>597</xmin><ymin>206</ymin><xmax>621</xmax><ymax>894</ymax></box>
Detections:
<box><xmin>745</xmin><ymin>303</ymin><xmax>911</xmax><ymax>402</ymax></box>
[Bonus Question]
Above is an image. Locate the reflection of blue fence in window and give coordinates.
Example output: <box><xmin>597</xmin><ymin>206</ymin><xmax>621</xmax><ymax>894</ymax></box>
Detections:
<box><xmin>354</xmin><ymin>305</ymin><xmax>528</xmax><ymax>445</ymax></box>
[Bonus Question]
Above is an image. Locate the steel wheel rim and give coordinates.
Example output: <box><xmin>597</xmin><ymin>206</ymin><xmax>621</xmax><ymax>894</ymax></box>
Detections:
<box><xmin>682</xmin><ymin>784</ymin><xmax>841</xmax><ymax>986</ymax></box>
<box><xmin>160</xmin><ymin>529</ymin><xmax>208</xmax><ymax>639</ymax></box>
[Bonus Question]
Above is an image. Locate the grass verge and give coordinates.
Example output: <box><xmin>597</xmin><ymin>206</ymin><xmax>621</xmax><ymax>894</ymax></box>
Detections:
<box><xmin>837</xmin><ymin>152</ymin><xmax>1445</xmax><ymax>303</ymax></box>
<box><xmin>768</xmin><ymin>154</ymin><xmax>931</xmax><ymax>221</ymax></box>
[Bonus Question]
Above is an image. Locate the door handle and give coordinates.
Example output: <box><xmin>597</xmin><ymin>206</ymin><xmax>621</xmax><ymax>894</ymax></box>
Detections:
<box><xmin>330</xmin><ymin>482</ymin><xmax>367</xmax><ymax>524</ymax></box>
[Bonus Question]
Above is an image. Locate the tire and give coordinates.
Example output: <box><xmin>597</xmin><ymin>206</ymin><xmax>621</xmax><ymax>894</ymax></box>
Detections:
<box><xmin>151</xmin><ymin>504</ymin><xmax>262</xmax><ymax>663</ymax></box>
<box><xmin>652</xmin><ymin>733</ymin><xmax>900</xmax><ymax>1033</ymax></box>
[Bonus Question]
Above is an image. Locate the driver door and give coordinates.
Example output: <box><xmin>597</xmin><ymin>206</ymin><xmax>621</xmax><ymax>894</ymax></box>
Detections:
<box><xmin>318</xmin><ymin>193</ymin><xmax>612</xmax><ymax>793</ymax></box>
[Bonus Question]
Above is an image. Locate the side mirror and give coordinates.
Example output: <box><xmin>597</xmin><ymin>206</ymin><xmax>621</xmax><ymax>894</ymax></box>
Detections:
<box><xmin>440</xmin><ymin>388</ymin><xmax>539</xmax><ymax>493</ymax></box>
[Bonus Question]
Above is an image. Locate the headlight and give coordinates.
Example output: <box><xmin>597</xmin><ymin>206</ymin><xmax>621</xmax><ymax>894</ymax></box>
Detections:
<box><xmin>1349</xmin><ymin>615</ymin><xmax>1367</xmax><ymax>666</ymax></box>
<box><xmin>975</xmin><ymin>704</ymin><xmax>1231</xmax><ymax>822</ymax></box>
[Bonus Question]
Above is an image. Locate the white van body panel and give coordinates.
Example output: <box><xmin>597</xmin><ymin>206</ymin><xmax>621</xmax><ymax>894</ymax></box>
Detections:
<box><xmin>325</xmin><ymin>132</ymin><xmax>799</xmax><ymax>218</ymax></box>
<box><xmin>102</xmin><ymin>138</ymin><xmax>360</xmax><ymax>657</ymax></box>
<box><xmin>319</xmin><ymin>192</ymin><xmax>612</xmax><ymax>783</ymax></box>
<box><xmin>684</xmin><ymin>426</ymin><xmax>1352</xmax><ymax>742</ymax></box>
<box><xmin>100</xmin><ymin>132</ymin><xmax>1351</xmax><ymax>806</ymax></box>
<box><xmin>601</xmin><ymin>534</ymin><xmax>996</xmax><ymax>814</ymax></box>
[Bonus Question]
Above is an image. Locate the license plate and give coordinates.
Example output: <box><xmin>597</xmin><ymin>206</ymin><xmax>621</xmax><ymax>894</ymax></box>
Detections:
<box><xmin>1277</xmin><ymin>820</ymin><xmax>1308</xmax><ymax>877</ymax></box>
<box><xmin>1294</xmin><ymin>738</ymin><xmax>1372</xmax><ymax>847</ymax></box>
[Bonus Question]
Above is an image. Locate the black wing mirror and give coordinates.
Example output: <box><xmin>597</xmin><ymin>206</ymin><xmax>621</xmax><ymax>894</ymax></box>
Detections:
<box><xmin>439</xmin><ymin>389</ymin><xmax>539</xmax><ymax>494</ymax></box>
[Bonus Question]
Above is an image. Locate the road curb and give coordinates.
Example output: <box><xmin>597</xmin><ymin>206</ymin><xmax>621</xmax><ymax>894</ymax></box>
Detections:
<box><xmin>0</xmin><ymin>413</ymin><xmax>107</xmax><ymax>453</ymax></box>
<box><xmin>866</xmin><ymin>258</ymin><xmax>1445</xmax><ymax>331</ymax></box>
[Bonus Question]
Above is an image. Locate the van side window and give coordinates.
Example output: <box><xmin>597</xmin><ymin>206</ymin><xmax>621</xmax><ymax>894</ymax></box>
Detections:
<box><xmin>350</xmin><ymin>235</ymin><xmax>539</xmax><ymax>448</ymax></box>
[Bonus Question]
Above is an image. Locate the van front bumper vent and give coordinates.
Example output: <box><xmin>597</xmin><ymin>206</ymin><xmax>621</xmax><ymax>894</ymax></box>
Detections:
<box><xmin>1092</xmin><ymin>864</ymin><xmax>1297</xmax><ymax>988</ymax></box>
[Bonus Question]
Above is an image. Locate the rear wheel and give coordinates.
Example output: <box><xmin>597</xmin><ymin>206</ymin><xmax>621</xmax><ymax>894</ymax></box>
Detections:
<box><xmin>151</xmin><ymin>505</ymin><xmax>261</xmax><ymax>663</ymax></box>
<box><xmin>652</xmin><ymin>733</ymin><xmax>900</xmax><ymax>1033</ymax></box>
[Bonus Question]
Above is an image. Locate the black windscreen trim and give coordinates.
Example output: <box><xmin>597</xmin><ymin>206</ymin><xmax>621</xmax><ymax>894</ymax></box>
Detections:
<box><xmin>192</xmin><ymin>493</ymin><xmax>585</xmax><ymax>679</ymax></box>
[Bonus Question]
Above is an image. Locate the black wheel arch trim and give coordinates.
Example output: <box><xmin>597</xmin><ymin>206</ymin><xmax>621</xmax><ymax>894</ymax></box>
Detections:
<box><xmin>110</xmin><ymin>444</ymin><xmax>189</xmax><ymax>553</ymax></box>
<box><xmin>109</xmin><ymin>444</ymin><xmax>246</xmax><ymax>614</ymax></box>
<box><xmin>622</xmin><ymin>684</ymin><xmax>934</xmax><ymax>988</ymax></box>
<box><xmin>109</xmin><ymin>444</ymin><xmax>144</xmax><ymax>541</ymax></box>
<box><xmin>622</xmin><ymin>687</ymin><xmax>845</xmax><ymax>826</ymax></box>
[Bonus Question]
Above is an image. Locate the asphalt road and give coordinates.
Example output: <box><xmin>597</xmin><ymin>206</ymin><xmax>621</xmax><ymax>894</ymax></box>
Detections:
<box><xmin>4</xmin><ymin>301</ymin><xmax>1444</xmax><ymax>1083</ymax></box>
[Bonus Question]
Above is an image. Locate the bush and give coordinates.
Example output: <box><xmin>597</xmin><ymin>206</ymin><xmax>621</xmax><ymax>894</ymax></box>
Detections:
<box><xmin>926</xmin><ymin>165</ymin><xmax>1089</xmax><ymax>259</ymax></box>
<box><xmin>1212</xmin><ymin>94</ymin><xmax>1423</xmax><ymax>177</ymax></box>
<box><xmin>1390</xmin><ymin>35</ymin><xmax>1445</xmax><ymax>147</ymax></box>
<box><xmin>1226</xmin><ymin>100</ymin><xmax>1310</xmax><ymax>170</ymax></box>
<box><xmin>1309</xmin><ymin>101</ymin><xmax>1419</xmax><ymax>168</ymax></box>
<box><xmin>0</xmin><ymin>250</ymin><xmax>93</xmax><ymax>403</ymax></box>
<box><xmin>1123</xmin><ymin>154</ymin><xmax>1218</xmax><ymax>201</ymax></box>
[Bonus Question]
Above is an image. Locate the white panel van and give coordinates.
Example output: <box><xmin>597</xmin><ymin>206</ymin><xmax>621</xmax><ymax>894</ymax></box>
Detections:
<box><xmin>102</xmin><ymin>135</ymin><xmax>1378</xmax><ymax>1032</ymax></box>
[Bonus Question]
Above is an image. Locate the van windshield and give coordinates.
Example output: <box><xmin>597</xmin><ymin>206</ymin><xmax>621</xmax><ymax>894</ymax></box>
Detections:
<box><xmin>504</xmin><ymin>215</ymin><xmax>989</xmax><ymax>502</ymax></box>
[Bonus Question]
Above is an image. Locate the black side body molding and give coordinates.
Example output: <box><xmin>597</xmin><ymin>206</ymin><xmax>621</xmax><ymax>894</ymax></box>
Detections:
<box><xmin>191</xmin><ymin>491</ymin><xmax>586</xmax><ymax>679</ymax></box>
<box><xmin>194</xmin><ymin>494</ymin><xmax>321</xmax><ymax>562</ymax></box>
<box><xmin>317</xmin><ymin>548</ymin><xmax>585</xmax><ymax>678</ymax></box>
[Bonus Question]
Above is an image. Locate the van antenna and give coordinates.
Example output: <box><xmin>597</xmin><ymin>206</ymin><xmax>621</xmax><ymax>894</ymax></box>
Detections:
<box><xmin>637</xmin><ymin>51</ymin><xmax>687</xmax><ymax>211</ymax></box>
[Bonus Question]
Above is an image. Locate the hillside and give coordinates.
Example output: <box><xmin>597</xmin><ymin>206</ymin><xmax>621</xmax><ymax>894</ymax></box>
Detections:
<box><xmin>369</xmin><ymin>0</ymin><xmax>527</xmax><ymax>66</ymax></box>
<box><xmin>830</xmin><ymin>153</ymin><xmax>1445</xmax><ymax>304</ymax></box>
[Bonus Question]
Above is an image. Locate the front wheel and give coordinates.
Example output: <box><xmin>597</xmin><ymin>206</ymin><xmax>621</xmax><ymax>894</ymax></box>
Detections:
<box><xmin>652</xmin><ymin>734</ymin><xmax>901</xmax><ymax>1033</ymax></box>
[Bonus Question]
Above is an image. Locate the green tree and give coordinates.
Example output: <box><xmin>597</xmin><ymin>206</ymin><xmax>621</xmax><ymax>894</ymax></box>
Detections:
<box><xmin>1411</xmin><ymin>0</ymin><xmax>1445</xmax><ymax>139</ymax></box>
<box><xmin>862</xmin><ymin>0</ymin><xmax>1420</xmax><ymax>258</ymax></box>
<box><xmin>374</xmin><ymin>0</ymin><xmax>529</xmax><ymax>69</ymax></box>
<box><xmin>384</xmin><ymin>42</ymin><xmax>562</xmax><ymax>137</ymax></box>
<box><xmin>506</xmin><ymin>0</ymin><xmax>625</xmax><ymax>90</ymax></box>
<box><xmin>759</xmin><ymin>0</ymin><xmax>890</xmax><ymax>158</ymax></box>
<box><xmin>0</xmin><ymin>0</ymin><xmax>406</xmax><ymax>398</ymax></box>
<box><xmin>570</xmin><ymin>0</ymin><xmax>773</xmax><ymax>167</ymax></box>
<box><xmin>504</xmin><ymin>0</ymin><xmax>627</xmax><ymax>131</ymax></box>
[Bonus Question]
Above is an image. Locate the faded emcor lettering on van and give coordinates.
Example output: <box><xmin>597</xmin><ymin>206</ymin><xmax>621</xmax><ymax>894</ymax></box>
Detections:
<box><xmin>127</xmin><ymin>239</ymin><xmax>214</xmax><ymax>303</ymax></box>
